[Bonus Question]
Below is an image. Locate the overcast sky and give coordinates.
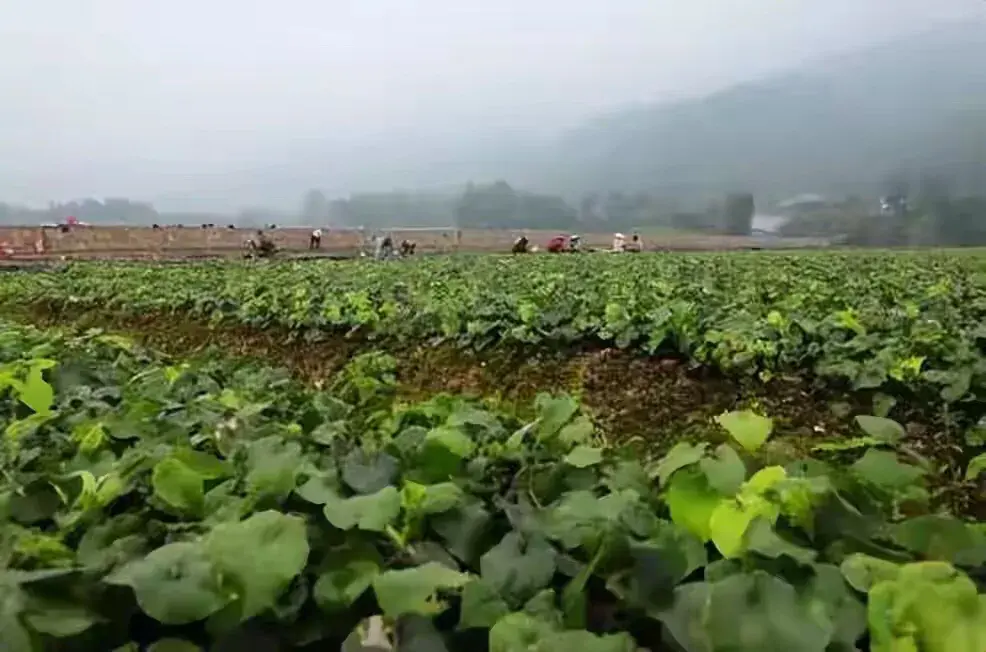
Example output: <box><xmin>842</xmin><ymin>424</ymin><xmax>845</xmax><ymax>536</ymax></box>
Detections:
<box><xmin>1</xmin><ymin>0</ymin><xmax>983</xmax><ymax>209</ymax></box>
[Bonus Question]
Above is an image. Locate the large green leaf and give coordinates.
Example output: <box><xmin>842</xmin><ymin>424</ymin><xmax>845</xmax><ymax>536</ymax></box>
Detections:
<box><xmin>171</xmin><ymin>449</ymin><xmax>230</xmax><ymax>480</ymax></box>
<box><xmin>965</xmin><ymin>453</ymin><xmax>986</xmax><ymax>481</ymax></box>
<box><xmin>19</xmin><ymin>362</ymin><xmax>54</xmax><ymax>416</ymax></box>
<box><xmin>152</xmin><ymin>458</ymin><xmax>204</xmax><ymax>514</ymax></box>
<box><xmin>372</xmin><ymin>562</ymin><xmax>470</xmax><ymax>617</ymax></box>
<box><xmin>535</xmin><ymin>631</ymin><xmax>638</xmax><ymax>652</ymax></box>
<box><xmin>865</xmin><ymin>561</ymin><xmax>986</xmax><ymax>652</ymax></box>
<box><xmin>558</xmin><ymin>415</ymin><xmax>595</xmax><ymax>447</ymax></box>
<box><xmin>715</xmin><ymin>410</ymin><xmax>773</xmax><ymax>453</ymax></box>
<box><xmin>699</xmin><ymin>444</ymin><xmax>747</xmax><ymax>495</ymax></box>
<box><xmin>204</xmin><ymin>511</ymin><xmax>309</xmax><ymax>620</ymax></box>
<box><xmin>533</xmin><ymin>394</ymin><xmax>580</xmax><ymax>442</ymax></box>
<box><xmin>839</xmin><ymin>554</ymin><xmax>901</xmax><ymax>593</ymax></box>
<box><xmin>744</xmin><ymin>518</ymin><xmax>817</xmax><ymax>564</ymax></box>
<box><xmin>323</xmin><ymin>486</ymin><xmax>401</xmax><ymax>532</ymax></box>
<box><xmin>616</xmin><ymin>520</ymin><xmax>708</xmax><ymax>609</ymax></box>
<box><xmin>313</xmin><ymin>548</ymin><xmax>382</xmax><ymax>612</ymax></box>
<box><xmin>851</xmin><ymin>449</ymin><xmax>925</xmax><ymax>491</ymax></box>
<box><xmin>244</xmin><ymin>437</ymin><xmax>303</xmax><ymax>500</ymax></box>
<box><xmin>22</xmin><ymin>599</ymin><xmax>98</xmax><ymax>637</ymax></box>
<box><xmin>488</xmin><ymin>612</ymin><xmax>557</xmax><ymax>652</ymax></box>
<box><xmin>431</xmin><ymin>500</ymin><xmax>493</xmax><ymax>564</ymax></box>
<box><xmin>803</xmin><ymin>564</ymin><xmax>867</xmax><ymax>652</ymax></box>
<box><xmin>563</xmin><ymin>445</ymin><xmax>604</xmax><ymax>469</ymax></box>
<box><xmin>107</xmin><ymin>542</ymin><xmax>230</xmax><ymax>624</ymax></box>
<box><xmin>424</xmin><ymin>426</ymin><xmax>476</xmax><ymax>458</ymax></box>
<box><xmin>889</xmin><ymin>515</ymin><xmax>986</xmax><ymax>566</ymax></box>
<box><xmin>651</xmin><ymin>442</ymin><xmax>707</xmax><ymax>486</ymax></box>
<box><xmin>401</xmin><ymin>481</ymin><xmax>464</xmax><ymax>516</ymax></box>
<box><xmin>395</xmin><ymin>615</ymin><xmax>449</xmax><ymax>652</ymax></box>
<box><xmin>854</xmin><ymin>415</ymin><xmax>905</xmax><ymax>445</ymax></box>
<box><xmin>458</xmin><ymin>579</ymin><xmax>510</xmax><ymax>630</ymax></box>
<box><xmin>294</xmin><ymin>473</ymin><xmax>341</xmax><ymax>505</ymax></box>
<box><xmin>659</xmin><ymin>571</ymin><xmax>832</xmax><ymax>652</ymax></box>
<box><xmin>341</xmin><ymin>449</ymin><xmax>400</xmax><ymax>494</ymax></box>
<box><xmin>664</xmin><ymin>469</ymin><xmax>721</xmax><ymax>541</ymax></box>
<box><xmin>418</xmin><ymin>427</ymin><xmax>475</xmax><ymax>479</ymax></box>
<box><xmin>0</xmin><ymin>580</ymin><xmax>32</xmax><ymax>652</ymax></box>
<box><xmin>709</xmin><ymin>499</ymin><xmax>761</xmax><ymax>558</ymax></box>
<box><xmin>480</xmin><ymin>533</ymin><xmax>557</xmax><ymax>607</ymax></box>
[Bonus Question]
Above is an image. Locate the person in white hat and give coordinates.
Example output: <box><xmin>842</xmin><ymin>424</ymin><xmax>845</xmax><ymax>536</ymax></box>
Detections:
<box><xmin>612</xmin><ymin>232</ymin><xmax>626</xmax><ymax>252</ymax></box>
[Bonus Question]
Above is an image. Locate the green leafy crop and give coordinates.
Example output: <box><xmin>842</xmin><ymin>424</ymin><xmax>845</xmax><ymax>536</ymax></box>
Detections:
<box><xmin>0</xmin><ymin>321</ymin><xmax>983</xmax><ymax>650</ymax></box>
<box><xmin>4</xmin><ymin>251</ymin><xmax>986</xmax><ymax>414</ymax></box>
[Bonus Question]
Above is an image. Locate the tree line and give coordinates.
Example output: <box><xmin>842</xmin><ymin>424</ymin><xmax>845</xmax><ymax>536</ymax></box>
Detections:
<box><xmin>305</xmin><ymin>182</ymin><xmax>757</xmax><ymax>235</ymax></box>
<box><xmin>7</xmin><ymin>179</ymin><xmax>986</xmax><ymax>247</ymax></box>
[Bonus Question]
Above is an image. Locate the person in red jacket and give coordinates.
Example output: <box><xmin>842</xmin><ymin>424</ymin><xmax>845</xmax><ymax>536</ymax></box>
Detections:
<box><xmin>547</xmin><ymin>235</ymin><xmax>567</xmax><ymax>253</ymax></box>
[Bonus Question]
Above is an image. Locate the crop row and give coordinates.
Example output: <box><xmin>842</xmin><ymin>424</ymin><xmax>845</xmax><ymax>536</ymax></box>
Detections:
<box><xmin>4</xmin><ymin>253</ymin><xmax>986</xmax><ymax>415</ymax></box>
<box><xmin>1</xmin><ymin>321</ymin><xmax>985</xmax><ymax>650</ymax></box>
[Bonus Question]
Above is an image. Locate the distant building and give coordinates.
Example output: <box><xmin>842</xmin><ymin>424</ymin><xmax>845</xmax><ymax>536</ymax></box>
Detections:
<box><xmin>751</xmin><ymin>214</ymin><xmax>789</xmax><ymax>233</ymax></box>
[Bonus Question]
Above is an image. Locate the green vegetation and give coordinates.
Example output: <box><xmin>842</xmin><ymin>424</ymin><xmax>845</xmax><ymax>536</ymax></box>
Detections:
<box><xmin>1</xmin><ymin>321</ymin><xmax>985</xmax><ymax>651</ymax></box>
<box><xmin>4</xmin><ymin>252</ymin><xmax>986</xmax><ymax>417</ymax></box>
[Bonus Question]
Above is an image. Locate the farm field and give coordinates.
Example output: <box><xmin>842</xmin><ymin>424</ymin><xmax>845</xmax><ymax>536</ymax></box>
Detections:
<box><xmin>1</xmin><ymin>250</ymin><xmax>986</xmax><ymax>651</ymax></box>
<box><xmin>0</xmin><ymin>224</ymin><xmax>827</xmax><ymax>263</ymax></box>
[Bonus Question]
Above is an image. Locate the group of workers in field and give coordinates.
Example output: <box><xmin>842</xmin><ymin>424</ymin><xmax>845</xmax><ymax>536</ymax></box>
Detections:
<box><xmin>372</xmin><ymin>234</ymin><xmax>417</xmax><ymax>260</ymax></box>
<box><xmin>247</xmin><ymin>226</ymin><xmax>642</xmax><ymax>261</ymax></box>
<box><xmin>245</xmin><ymin>230</ymin><xmax>277</xmax><ymax>258</ymax></box>
<box><xmin>511</xmin><ymin>232</ymin><xmax>643</xmax><ymax>254</ymax></box>
<box><xmin>245</xmin><ymin>228</ymin><xmax>419</xmax><ymax>261</ymax></box>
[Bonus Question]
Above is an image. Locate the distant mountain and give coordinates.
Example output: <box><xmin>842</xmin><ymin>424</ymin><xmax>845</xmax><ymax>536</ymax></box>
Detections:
<box><xmin>166</xmin><ymin>21</ymin><xmax>986</xmax><ymax>214</ymax></box>
<box><xmin>540</xmin><ymin>21</ymin><xmax>986</xmax><ymax>205</ymax></box>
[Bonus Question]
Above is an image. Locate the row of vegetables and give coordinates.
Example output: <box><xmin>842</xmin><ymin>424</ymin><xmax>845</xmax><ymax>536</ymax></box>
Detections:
<box><xmin>3</xmin><ymin>253</ymin><xmax>986</xmax><ymax>413</ymax></box>
<box><xmin>0</xmin><ymin>321</ymin><xmax>985</xmax><ymax>651</ymax></box>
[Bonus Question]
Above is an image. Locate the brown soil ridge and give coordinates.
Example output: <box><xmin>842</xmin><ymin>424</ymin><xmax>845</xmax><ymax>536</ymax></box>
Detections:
<box><xmin>14</xmin><ymin>303</ymin><xmax>877</xmax><ymax>445</ymax></box>
<box><xmin>13</xmin><ymin>301</ymin><xmax>982</xmax><ymax>517</ymax></box>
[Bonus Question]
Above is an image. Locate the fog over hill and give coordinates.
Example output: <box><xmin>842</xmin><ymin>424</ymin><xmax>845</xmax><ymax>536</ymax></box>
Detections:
<box><xmin>199</xmin><ymin>19</ymin><xmax>986</xmax><ymax>211</ymax></box>
<box><xmin>1</xmin><ymin>3</ymin><xmax>983</xmax><ymax>213</ymax></box>
<box><xmin>540</xmin><ymin>20</ymin><xmax>986</xmax><ymax>205</ymax></box>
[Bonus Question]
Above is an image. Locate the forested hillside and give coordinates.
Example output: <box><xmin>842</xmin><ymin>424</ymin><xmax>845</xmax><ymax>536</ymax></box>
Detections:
<box><xmin>543</xmin><ymin>21</ymin><xmax>986</xmax><ymax>204</ymax></box>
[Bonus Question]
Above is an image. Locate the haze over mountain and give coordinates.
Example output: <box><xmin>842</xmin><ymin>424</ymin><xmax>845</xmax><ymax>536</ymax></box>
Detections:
<box><xmin>1</xmin><ymin>1</ymin><xmax>983</xmax><ymax>213</ymax></box>
<box><xmin>192</xmin><ymin>18</ymin><xmax>986</xmax><ymax>211</ymax></box>
<box><xmin>542</xmin><ymin>20</ymin><xmax>986</xmax><ymax>206</ymax></box>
